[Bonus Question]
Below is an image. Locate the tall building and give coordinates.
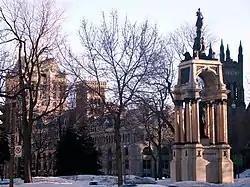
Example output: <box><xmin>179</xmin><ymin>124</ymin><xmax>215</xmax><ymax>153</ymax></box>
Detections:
<box><xmin>220</xmin><ymin>40</ymin><xmax>246</xmax><ymax>152</ymax></box>
<box><xmin>76</xmin><ymin>80</ymin><xmax>107</xmax><ymax>120</ymax></box>
<box><xmin>6</xmin><ymin>58</ymin><xmax>67</xmax><ymax>118</ymax></box>
<box><xmin>4</xmin><ymin>58</ymin><xmax>67</xmax><ymax>176</ymax></box>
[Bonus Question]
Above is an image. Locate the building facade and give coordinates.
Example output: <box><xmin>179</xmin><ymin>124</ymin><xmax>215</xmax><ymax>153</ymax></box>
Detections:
<box><xmin>89</xmin><ymin>112</ymin><xmax>172</xmax><ymax>178</ymax></box>
<box><xmin>219</xmin><ymin>40</ymin><xmax>246</xmax><ymax>152</ymax></box>
<box><xmin>74</xmin><ymin>80</ymin><xmax>173</xmax><ymax>177</ymax></box>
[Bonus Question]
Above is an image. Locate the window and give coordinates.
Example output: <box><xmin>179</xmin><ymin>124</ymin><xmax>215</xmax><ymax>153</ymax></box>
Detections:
<box><xmin>142</xmin><ymin>147</ymin><xmax>152</xmax><ymax>155</ymax></box>
<box><xmin>40</xmin><ymin>84</ymin><xmax>47</xmax><ymax>99</ymax></box>
<box><xmin>108</xmin><ymin>160</ymin><xmax>112</xmax><ymax>174</ymax></box>
<box><xmin>124</xmin><ymin>147</ymin><xmax>129</xmax><ymax>156</ymax></box>
<box><xmin>48</xmin><ymin>153</ymin><xmax>52</xmax><ymax>170</ymax></box>
<box><xmin>140</xmin><ymin>134</ymin><xmax>144</xmax><ymax>141</ymax></box>
<box><xmin>128</xmin><ymin>133</ymin><xmax>131</xmax><ymax>143</ymax></box>
<box><xmin>163</xmin><ymin>160</ymin><xmax>169</xmax><ymax>169</ymax></box>
<box><xmin>43</xmin><ymin>161</ymin><xmax>47</xmax><ymax>171</ymax></box>
<box><xmin>108</xmin><ymin>148</ymin><xmax>112</xmax><ymax>160</ymax></box>
<box><xmin>122</xmin><ymin>134</ymin><xmax>125</xmax><ymax>142</ymax></box>
<box><xmin>125</xmin><ymin>134</ymin><xmax>128</xmax><ymax>143</ymax></box>
<box><xmin>143</xmin><ymin>160</ymin><xmax>151</xmax><ymax>169</ymax></box>
<box><xmin>52</xmin><ymin>84</ymin><xmax>57</xmax><ymax>99</ymax></box>
<box><xmin>125</xmin><ymin>160</ymin><xmax>129</xmax><ymax>170</ymax></box>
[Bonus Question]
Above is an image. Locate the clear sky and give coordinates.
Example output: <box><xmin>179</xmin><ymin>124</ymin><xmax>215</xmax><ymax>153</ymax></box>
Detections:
<box><xmin>57</xmin><ymin>0</ymin><xmax>250</xmax><ymax>104</ymax></box>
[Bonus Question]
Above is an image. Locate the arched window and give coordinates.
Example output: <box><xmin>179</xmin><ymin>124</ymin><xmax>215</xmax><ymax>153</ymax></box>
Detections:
<box><xmin>107</xmin><ymin>148</ymin><xmax>112</xmax><ymax>174</ymax></box>
<box><xmin>98</xmin><ymin>148</ymin><xmax>102</xmax><ymax>156</ymax></box>
<box><xmin>48</xmin><ymin>153</ymin><xmax>52</xmax><ymax>170</ymax></box>
<box><xmin>108</xmin><ymin>148</ymin><xmax>112</xmax><ymax>160</ymax></box>
<box><xmin>124</xmin><ymin>147</ymin><xmax>129</xmax><ymax>156</ymax></box>
<box><xmin>142</xmin><ymin>147</ymin><xmax>152</xmax><ymax>155</ymax></box>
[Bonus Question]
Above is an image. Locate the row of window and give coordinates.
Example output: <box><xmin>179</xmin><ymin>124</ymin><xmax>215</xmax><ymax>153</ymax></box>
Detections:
<box><xmin>107</xmin><ymin>159</ymin><xmax>169</xmax><ymax>175</ymax></box>
<box><xmin>39</xmin><ymin>83</ymin><xmax>64</xmax><ymax>100</ymax></box>
<box><xmin>92</xmin><ymin>133</ymin><xmax>144</xmax><ymax>145</ymax></box>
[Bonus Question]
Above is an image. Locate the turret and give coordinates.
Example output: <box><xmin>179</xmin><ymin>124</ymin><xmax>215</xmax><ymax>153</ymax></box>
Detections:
<box><xmin>220</xmin><ymin>39</ymin><xmax>225</xmax><ymax>62</ymax></box>
<box><xmin>226</xmin><ymin>44</ymin><xmax>231</xmax><ymax>61</ymax></box>
<box><xmin>238</xmin><ymin>40</ymin><xmax>243</xmax><ymax>63</ymax></box>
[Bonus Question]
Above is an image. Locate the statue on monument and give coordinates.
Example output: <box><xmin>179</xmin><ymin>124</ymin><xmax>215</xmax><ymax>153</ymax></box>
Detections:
<box><xmin>199</xmin><ymin>102</ymin><xmax>208</xmax><ymax>138</ymax></box>
<box><xmin>196</xmin><ymin>8</ymin><xmax>203</xmax><ymax>31</ymax></box>
<box><xmin>193</xmin><ymin>8</ymin><xmax>204</xmax><ymax>58</ymax></box>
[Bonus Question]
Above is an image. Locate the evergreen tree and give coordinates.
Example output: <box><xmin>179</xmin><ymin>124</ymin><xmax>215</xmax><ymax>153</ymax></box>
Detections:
<box><xmin>0</xmin><ymin>132</ymin><xmax>10</xmax><ymax>180</ymax></box>
<box><xmin>0</xmin><ymin>133</ymin><xmax>10</xmax><ymax>165</ymax></box>
<box><xmin>55</xmin><ymin>128</ymin><xmax>102</xmax><ymax>176</ymax></box>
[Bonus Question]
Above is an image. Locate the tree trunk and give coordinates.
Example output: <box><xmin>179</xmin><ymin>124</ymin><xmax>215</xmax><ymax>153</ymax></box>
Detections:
<box><xmin>157</xmin><ymin>122</ymin><xmax>163</xmax><ymax>179</ymax></box>
<box><xmin>114</xmin><ymin>114</ymin><xmax>123</xmax><ymax>186</ymax></box>
<box><xmin>23</xmin><ymin>128</ymin><xmax>32</xmax><ymax>182</ymax></box>
<box><xmin>18</xmin><ymin>42</ymin><xmax>32</xmax><ymax>183</ymax></box>
<box><xmin>154</xmin><ymin>158</ymin><xmax>157</xmax><ymax>180</ymax></box>
<box><xmin>35</xmin><ymin>153</ymin><xmax>40</xmax><ymax>176</ymax></box>
<box><xmin>157</xmin><ymin>147</ymin><xmax>163</xmax><ymax>179</ymax></box>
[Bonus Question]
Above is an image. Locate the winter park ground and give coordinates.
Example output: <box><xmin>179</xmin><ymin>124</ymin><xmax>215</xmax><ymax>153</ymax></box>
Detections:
<box><xmin>1</xmin><ymin>170</ymin><xmax>250</xmax><ymax>187</ymax></box>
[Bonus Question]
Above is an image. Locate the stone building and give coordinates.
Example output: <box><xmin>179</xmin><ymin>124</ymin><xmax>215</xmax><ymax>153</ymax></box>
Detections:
<box><xmin>89</xmin><ymin>109</ymin><xmax>173</xmax><ymax>177</ymax></box>
<box><xmin>4</xmin><ymin>58</ymin><xmax>67</xmax><ymax>176</ymax></box>
<box><xmin>219</xmin><ymin>40</ymin><xmax>246</xmax><ymax>153</ymax></box>
<box><xmin>74</xmin><ymin>80</ymin><xmax>173</xmax><ymax>177</ymax></box>
<box><xmin>75</xmin><ymin>80</ymin><xmax>107</xmax><ymax>119</ymax></box>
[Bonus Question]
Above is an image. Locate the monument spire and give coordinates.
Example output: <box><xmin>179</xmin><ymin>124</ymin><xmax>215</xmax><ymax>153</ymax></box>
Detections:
<box><xmin>193</xmin><ymin>8</ymin><xmax>204</xmax><ymax>58</ymax></box>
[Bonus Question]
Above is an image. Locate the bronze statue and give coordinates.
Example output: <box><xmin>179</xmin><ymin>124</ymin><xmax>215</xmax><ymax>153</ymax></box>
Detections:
<box><xmin>183</xmin><ymin>52</ymin><xmax>192</xmax><ymax>61</ymax></box>
<box><xmin>199</xmin><ymin>102</ymin><xmax>208</xmax><ymax>138</ymax></box>
<box><xmin>196</xmin><ymin>8</ymin><xmax>203</xmax><ymax>31</ymax></box>
<box><xmin>193</xmin><ymin>8</ymin><xmax>203</xmax><ymax>58</ymax></box>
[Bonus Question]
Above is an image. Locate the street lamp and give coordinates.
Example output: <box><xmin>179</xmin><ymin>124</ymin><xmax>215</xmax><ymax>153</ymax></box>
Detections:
<box><xmin>231</xmin><ymin>102</ymin><xmax>236</xmax><ymax>109</ymax></box>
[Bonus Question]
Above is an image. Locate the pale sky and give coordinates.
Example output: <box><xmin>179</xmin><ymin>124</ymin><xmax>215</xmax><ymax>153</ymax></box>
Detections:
<box><xmin>57</xmin><ymin>0</ymin><xmax>250</xmax><ymax>104</ymax></box>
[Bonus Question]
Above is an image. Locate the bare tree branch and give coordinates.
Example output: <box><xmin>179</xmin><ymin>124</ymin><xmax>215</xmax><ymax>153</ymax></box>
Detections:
<box><xmin>169</xmin><ymin>23</ymin><xmax>218</xmax><ymax>61</ymax></box>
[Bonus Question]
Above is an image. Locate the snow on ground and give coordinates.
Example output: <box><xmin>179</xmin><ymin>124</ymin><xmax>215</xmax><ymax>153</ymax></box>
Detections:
<box><xmin>1</xmin><ymin>169</ymin><xmax>250</xmax><ymax>187</ymax></box>
<box><xmin>239</xmin><ymin>169</ymin><xmax>250</xmax><ymax>178</ymax></box>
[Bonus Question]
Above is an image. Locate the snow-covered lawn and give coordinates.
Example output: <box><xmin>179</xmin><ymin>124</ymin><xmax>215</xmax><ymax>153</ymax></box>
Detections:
<box><xmin>1</xmin><ymin>169</ymin><xmax>250</xmax><ymax>187</ymax></box>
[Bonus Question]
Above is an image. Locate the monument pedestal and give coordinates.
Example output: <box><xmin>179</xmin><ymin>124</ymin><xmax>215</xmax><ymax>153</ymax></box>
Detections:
<box><xmin>217</xmin><ymin>144</ymin><xmax>234</xmax><ymax>183</ymax></box>
<box><xmin>171</xmin><ymin>143</ymin><xmax>234</xmax><ymax>183</ymax></box>
<box><xmin>170</xmin><ymin>144</ymin><xmax>183</xmax><ymax>181</ymax></box>
<box><xmin>181</xmin><ymin>144</ymin><xmax>209</xmax><ymax>182</ymax></box>
<box><xmin>202</xmin><ymin>144</ymin><xmax>233</xmax><ymax>183</ymax></box>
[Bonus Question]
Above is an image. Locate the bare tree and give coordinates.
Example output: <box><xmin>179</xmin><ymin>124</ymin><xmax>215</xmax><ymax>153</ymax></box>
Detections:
<box><xmin>134</xmin><ymin>42</ymin><xmax>175</xmax><ymax>178</ymax></box>
<box><xmin>63</xmin><ymin>11</ymin><xmax>167</xmax><ymax>186</ymax></box>
<box><xmin>169</xmin><ymin>23</ymin><xmax>218</xmax><ymax>61</ymax></box>
<box><xmin>0</xmin><ymin>0</ymin><xmax>69</xmax><ymax>182</ymax></box>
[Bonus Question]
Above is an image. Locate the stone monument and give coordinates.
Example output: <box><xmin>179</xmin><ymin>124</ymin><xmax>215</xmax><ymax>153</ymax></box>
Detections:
<box><xmin>170</xmin><ymin>9</ymin><xmax>234</xmax><ymax>183</ymax></box>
